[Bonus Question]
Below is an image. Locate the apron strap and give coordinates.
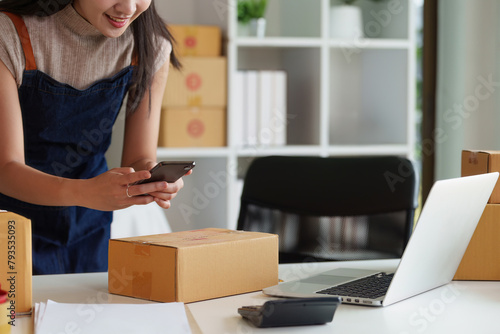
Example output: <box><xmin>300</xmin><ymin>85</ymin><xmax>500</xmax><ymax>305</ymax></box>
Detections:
<box><xmin>131</xmin><ymin>51</ymin><xmax>138</xmax><ymax>67</ymax></box>
<box><xmin>2</xmin><ymin>12</ymin><xmax>37</xmax><ymax>71</ymax></box>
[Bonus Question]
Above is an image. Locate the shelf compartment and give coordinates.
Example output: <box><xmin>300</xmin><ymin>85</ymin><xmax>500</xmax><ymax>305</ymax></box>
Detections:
<box><xmin>237</xmin><ymin>0</ymin><xmax>322</xmax><ymax>38</ymax></box>
<box><xmin>329</xmin><ymin>0</ymin><xmax>410</xmax><ymax>40</ymax></box>
<box><xmin>329</xmin><ymin>48</ymin><xmax>409</xmax><ymax>146</ymax></box>
<box><xmin>237</xmin><ymin>46</ymin><xmax>322</xmax><ymax>146</ymax></box>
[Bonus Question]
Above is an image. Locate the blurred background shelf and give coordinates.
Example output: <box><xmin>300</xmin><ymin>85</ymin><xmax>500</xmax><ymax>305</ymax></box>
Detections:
<box><xmin>148</xmin><ymin>0</ymin><xmax>417</xmax><ymax>232</ymax></box>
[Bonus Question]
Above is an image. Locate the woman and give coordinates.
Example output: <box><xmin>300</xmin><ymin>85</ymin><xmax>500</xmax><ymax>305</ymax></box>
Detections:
<box><xmin>0</xmin><ymin>0</ymin><xmax>189</xmax><ymax>274</ymax></box>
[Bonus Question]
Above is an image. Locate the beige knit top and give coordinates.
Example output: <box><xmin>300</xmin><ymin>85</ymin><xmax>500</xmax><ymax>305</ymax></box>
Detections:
<box><xmin>0</xmin><ymin>4</ymin><xmax>171</xmax><ymax>90</ymax></box>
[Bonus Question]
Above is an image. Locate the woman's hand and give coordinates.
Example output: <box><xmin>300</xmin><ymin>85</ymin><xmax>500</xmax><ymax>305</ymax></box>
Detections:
<box><xmin>82</xmin><ymin>167</ymin><xmax>169</xmax><ymax>211</ymax></box>
<box><xmin>121</xmin><ymin>160</ymin><xmax>193</xmax><ymax>209</ymax></box>
<box><xmin>85</xmin><ymin>163</ymin><xmax>193</xmax><ymax>211</ymax></box>
<box><xmin>146</xmin><ymin>168</ymin><xmax>193</xmax><ymax>209</ymax></box>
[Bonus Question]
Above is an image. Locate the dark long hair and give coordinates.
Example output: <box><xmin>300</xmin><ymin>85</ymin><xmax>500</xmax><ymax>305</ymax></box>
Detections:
<box><xmin>0</xmin><ymin>0</ymin><xmax>180</xmax><ymax>113</ymax></box>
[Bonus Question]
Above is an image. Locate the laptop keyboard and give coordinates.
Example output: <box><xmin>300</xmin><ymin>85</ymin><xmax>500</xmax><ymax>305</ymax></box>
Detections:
<box><xmin>316</xmin><ymin>273</ymin><xmax>394</xmax><ymax>299</ymax></box>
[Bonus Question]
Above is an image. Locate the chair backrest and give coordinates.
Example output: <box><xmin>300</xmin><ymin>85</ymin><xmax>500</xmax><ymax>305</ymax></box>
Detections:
<box><xmin>237</xmin><ymin>156</ymin><xmax>418</xmax><ymax>263</ymax></box>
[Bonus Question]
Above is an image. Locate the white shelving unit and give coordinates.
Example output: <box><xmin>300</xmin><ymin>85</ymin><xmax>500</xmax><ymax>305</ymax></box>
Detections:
<box><xmin>155</xmin><ymin>0</ymin><xmax>416</xmax><ymax>232</ymax></box>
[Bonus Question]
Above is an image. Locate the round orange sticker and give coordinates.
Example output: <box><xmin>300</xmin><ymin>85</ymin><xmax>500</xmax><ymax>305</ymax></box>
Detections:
<box><xmin>186</xmin><ymin>73</ymin><xmax>202</xmax><ymax>91</ymax></box>
<box><xmin>187</xmin><ymin>119</ymin><xmax>204</xmax><ymax>138</ymax></box>
<box><xmin>185</xmin><ymin>36</ymin><xmax>197</xmax><ymax>48</ymax></box>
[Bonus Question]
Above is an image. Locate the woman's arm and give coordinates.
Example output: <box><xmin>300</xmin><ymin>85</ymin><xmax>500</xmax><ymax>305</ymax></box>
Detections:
<box><xmin>0</xmin><ymin>59</ymin><xmax>162</xmax><ymax>211</ymax></box>
<box><xmin>121</xmin><ymin>56</ymin><xmax>190</xmax><ymax>209</ymax></box>
<box><xmin>121</xmin><ymin>57</ymin><xmax>169</xmax><ymax>172</ymax></box>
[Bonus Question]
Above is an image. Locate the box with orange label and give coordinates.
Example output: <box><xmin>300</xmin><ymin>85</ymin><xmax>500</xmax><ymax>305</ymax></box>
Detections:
<box><xmin>158</xmin><ymin>107</ymin><xmax>226</xmax><ymax>148</ymax></box>
<box><xmin>162</xmin><ymin>57</ymin><xmax>227</xmax><ymax>108</ymax></box>
<box><xmin>0</xmin><ymin>211</ymin><xmax>32</xmax><ymax>317</ymax></box>
<box><xmin>169</xmin><ymin>24</ymin><xmax>222</xmax><ymax>57</ymax></box>
<box><xmin>462</xmin><ymin>150</ymin><xmax>500</xmax><ymax>203</ymax></box>
<box><xmin>454</xmin><ymin>204</ymin><xmax>500</xmax><ymax>280</ymax></box>
<box><xmin>108</xmin><ymin>228</ymin><xmax>279</xmax><ymax>303</ymax></box>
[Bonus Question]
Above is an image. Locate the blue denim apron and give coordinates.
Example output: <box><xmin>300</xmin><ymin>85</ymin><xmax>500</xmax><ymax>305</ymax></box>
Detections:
<box><xmin>0</xmin><ymin>13</ymin><xmax>135</xmax><ymax>274</ymax></box>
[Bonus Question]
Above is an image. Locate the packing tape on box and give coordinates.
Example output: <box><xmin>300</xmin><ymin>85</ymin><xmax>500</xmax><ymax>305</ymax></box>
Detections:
<box><xmin>131</xmin><ymin>242</ymin><xmax>153</xmax><ymax>299</ymax></box>
<box><xmin>469</xmin><ymin>151</ymin><xmax>478</xmax><ymax>164</ymax></box>
<box><xmin>188</xmin><ymin>96</ymin><xmax>202</xmax><ymax>107</ymax></box>
<box><xmin>133</xmin><ymin>242</ymin><xmax>151</xmax><ymax>257</ymax></box>
<box><xmin>132</xmin><ymin>271</ymin><xmax>152</xmax><ymax>300</ymax></box>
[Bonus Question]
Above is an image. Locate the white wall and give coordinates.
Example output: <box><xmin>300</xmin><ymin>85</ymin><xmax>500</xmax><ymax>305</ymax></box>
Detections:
<box><xmin>435</xmin><ymin>0</ymin><xmax>500</xmax><ymax>180</ymax></box>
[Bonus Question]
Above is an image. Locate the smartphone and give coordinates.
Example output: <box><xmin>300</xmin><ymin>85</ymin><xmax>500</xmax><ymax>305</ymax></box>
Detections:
<box><xmin>135</xmin><ymin>161</ymin><xmax>195</xmax><ymax>184</ymax></box>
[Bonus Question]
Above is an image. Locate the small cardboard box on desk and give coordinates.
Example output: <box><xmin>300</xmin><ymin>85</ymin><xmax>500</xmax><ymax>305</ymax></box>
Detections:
<box><xmin>108</xmin><ymin>228</ymin><xmax>278</xmax><ymax>303</ymax></box>
<box><xmin>0</xmin><ymin>211</ymin><xmax>32</xmax><ymax>318</ymax></box>
<box><xmin>455</xmin><ymin>150</ymin><xmax>500</xmax><ymax>280</ymax></box>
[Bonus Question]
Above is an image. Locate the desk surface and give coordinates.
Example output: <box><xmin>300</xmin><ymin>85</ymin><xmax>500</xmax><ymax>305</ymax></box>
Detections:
<box><xmin>13</xmin><ymin>259</ymin><xmax>500</xmax><ymax>334</ymax></box>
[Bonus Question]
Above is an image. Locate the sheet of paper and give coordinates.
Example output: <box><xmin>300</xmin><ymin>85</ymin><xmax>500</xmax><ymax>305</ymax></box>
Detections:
<box><xmin>34</xmin><ymin>300</ymin><xmax>191</xmax><ymax>334</ymax></box>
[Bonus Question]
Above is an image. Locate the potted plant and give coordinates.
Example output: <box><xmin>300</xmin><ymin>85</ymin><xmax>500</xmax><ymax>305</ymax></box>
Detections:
<box><xmin>237</xmin><ymin>0</ymin><xmax>268</xmax><ymax>38</ymax></box>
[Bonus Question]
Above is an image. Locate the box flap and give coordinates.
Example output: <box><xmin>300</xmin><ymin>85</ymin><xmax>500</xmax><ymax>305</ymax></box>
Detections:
<box><xmin>112</xmin><ymin>228</ymin><xmax>274</xmax><ymax>249</ymax></box>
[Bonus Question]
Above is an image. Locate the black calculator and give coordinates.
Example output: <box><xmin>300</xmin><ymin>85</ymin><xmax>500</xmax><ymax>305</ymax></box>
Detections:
<box><xmin>238</xmin><ymin>297</ymin><xmax>341</xmax><ymax>328</ymax></box>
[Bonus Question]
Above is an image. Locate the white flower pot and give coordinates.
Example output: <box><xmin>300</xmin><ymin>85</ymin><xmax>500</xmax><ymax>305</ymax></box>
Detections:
<box><xmin>250</xmin><ymin>17</ymin><xmax>266</xmax><ymax>38</ymax></box>
<box><xmin>238</xmin><ymin>22</ymin><xmax>251</xmax><ymax>37</ymax></box>
<box><xmin>330</xmin><ymin>5</ymin><xmax>364</xmax><ymax>40</ymax></box>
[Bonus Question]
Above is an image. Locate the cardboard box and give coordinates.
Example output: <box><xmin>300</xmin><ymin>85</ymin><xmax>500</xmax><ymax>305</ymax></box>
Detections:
<box><xmin>454</xmin><ymin>204</ymin><xmax>500</xmax><ymax>280</ymax></box>
<box><xmin>108</xmin><ymin>228</ymin><xmax>278</xmax><ymax>303</ymax></box>
<box><xmin>0</xmin><ymin>211</ymin><xmax>32</xmax><ymax>316</ymax></box>
<box><xmin>163</xmin><ymin>57</ymin><xmax>227</xmax><ymax>108</ymax></box>
<box><xmin>462</xmin><ymin>150</ymin><xmax>500</xmax><ymax>203</ymax></box>
<box><xmin>169</xmin><ymin>24</ymin><xmax>222</xmax><ymax>57</ymax></box>
<box><xmin>158</xmin><ymin>107</ymin><xmax>226</xmax><ymax>148</ymax></box>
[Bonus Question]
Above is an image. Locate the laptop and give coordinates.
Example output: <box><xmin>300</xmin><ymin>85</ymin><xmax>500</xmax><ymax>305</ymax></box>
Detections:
<box><xmin>263</xmin><ymin>172</ymin><xmax>499</xmax><ymax>307</ymax></box>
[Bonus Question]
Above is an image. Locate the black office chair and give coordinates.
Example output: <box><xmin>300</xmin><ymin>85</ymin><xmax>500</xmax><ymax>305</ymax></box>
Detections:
<box><xmin>237</xmin><ymin>156</ymin><xmax>418</xmax><ymax>263</ymax></box>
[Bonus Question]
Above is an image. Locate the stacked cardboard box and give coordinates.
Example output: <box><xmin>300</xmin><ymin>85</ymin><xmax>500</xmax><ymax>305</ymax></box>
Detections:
<box><xmin>160</xmin><ymin>24</ymin><xmax>227</xmax><ymax>148</ymax></box>
<box><xmin>454</xmin><ymin>150</ymin><xmax>500</xmax><ymax>280</ymax></box>
<box><xmin>0</xmin><ymin>211</ymin><xmax>32</xmax><ymax>317</ymax></box>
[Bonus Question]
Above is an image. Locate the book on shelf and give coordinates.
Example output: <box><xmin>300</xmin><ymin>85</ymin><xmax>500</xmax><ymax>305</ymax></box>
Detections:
<box><xmin>246</xmin><ymin>70</ymin><xmax>259</xmax><ymax>147</ymax></box>
<box><xmin>235</xmin><ymin>70</ymin><xmax>287</xmax><ymax>148</ymax></box>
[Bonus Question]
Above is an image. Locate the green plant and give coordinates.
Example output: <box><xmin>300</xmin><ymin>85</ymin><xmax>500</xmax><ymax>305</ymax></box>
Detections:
<box><xmin>237</xmin><ymin>0</ymin><xmax>268</xmax><ymax>23</ymax></box>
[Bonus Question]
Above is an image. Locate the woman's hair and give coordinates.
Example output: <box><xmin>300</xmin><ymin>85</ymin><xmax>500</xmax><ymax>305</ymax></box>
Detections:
<box><xmin>0</xmin><ymin>0</ymin><xmax>180</xmax><ymax>113</ymax></box>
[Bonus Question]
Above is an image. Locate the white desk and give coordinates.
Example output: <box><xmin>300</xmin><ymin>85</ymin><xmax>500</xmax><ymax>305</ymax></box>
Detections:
<box><xmin>13</xmin><ymin>259</ymin><xmax>500</xmax><ymax>334</ymax></box>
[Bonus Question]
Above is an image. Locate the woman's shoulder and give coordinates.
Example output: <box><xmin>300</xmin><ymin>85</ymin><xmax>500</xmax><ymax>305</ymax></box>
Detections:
<box><xmin>0</xmin><ymin>12</ymin><xmax>25</xmax><ymax>86</ymax></box>
<box><xmin>157</xmin><ymin>33</ymin><xmax>173</xmax><ymax>57</ymax></box>
<box><xmin>0</xmin><ymin>13</ymin><xmax>20</xmax><ymax>53</ymax></box>
<box><xmin>151</xmin><ymin>33</ymin><xmax>172</xmax><ymax>73</ymax></box>
<box><xmin>0</xmin><ymin>11</ymin><xmax>18</xmax><ymax>30</ymax></box>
